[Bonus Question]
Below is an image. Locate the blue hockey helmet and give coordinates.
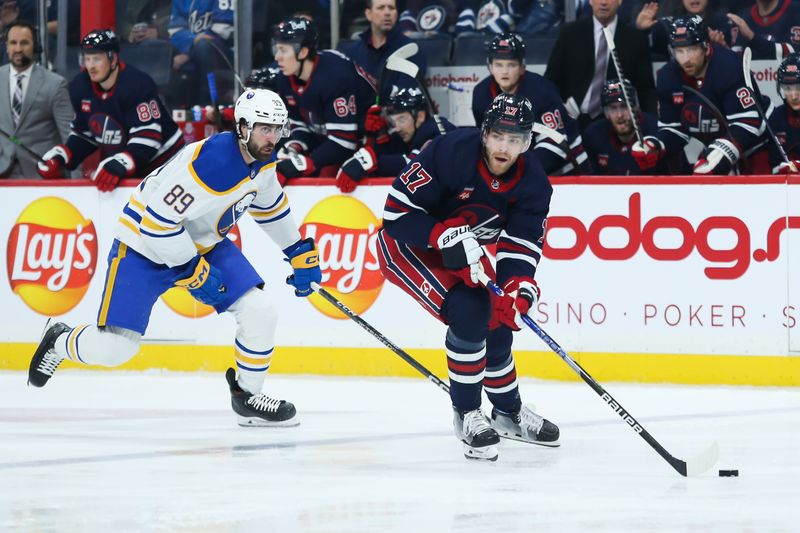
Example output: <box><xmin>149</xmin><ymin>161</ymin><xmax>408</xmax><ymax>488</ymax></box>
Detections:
<box><xmin>488</xmin><ymin>33</ymin><xmax>526</xmax><ymax>64</ymax></box>
<box><xmin>601</xmin><ymin>78</ymin><xmax>639</xmax><ymax>111</ymax></box>
<box><xmin>777</xmin><ymin>53</ymin><xmax>800</xmax><ymax>86</ymax></box>
<box><xmin>81</xmin><ymin>29</ymin><xmax>120</xmax><ymax>55</ymax></box>
<box><xmin>669</xmin><ymin>15</ymin><xmax>708</xmax><ymax>48</ymax></box>
<box><xmin>272</xmin><ymin>17</ymin><xmax>319</xmax><ymax>58</ymax></box>
<box><xmin>385</xmin><ymin>87</ymin><xmax>427</xmax><ymax>115</ymax></box>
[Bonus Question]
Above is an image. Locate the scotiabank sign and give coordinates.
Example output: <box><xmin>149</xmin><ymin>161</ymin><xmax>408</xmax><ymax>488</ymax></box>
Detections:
<box><xmin>544</xmin><ymin>191</ymin><xmax>800</xmax><ymax>280</ymax></box>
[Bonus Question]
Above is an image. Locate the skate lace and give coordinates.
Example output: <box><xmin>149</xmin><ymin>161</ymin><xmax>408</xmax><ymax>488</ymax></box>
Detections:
<box><xmin>520</xmin><ymin>406</ymin><xmax>545</xmax><ymax>434</ymax></box>
<box><xmin>38</xmin><ymin>352</ymin><xmax>63</xmax><ymax>377</ymax></box>
<box><xmin>463</xmin><ymin>409</ymin><xmax>493</xmax><ymax>437</ymax></box>
<box><xmin>247</xmin><ymin>394</ymin><xmax>282</xmax><ymax>413</ymax></box>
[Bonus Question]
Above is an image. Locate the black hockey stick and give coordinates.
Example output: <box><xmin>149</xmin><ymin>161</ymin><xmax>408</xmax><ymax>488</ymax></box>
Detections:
<box><xmin>477</xmin><ymin>272</ymin><xmax>720</xmax><ymax>477</ymax></box>
<box><xmin>0</xmin><ymin>127</ymin><xmax>44</xmax><ymax>162</ymax></box>
<box><xmin>602</xmin><ymin>27</ymin><xmax>644</xmax><ymax>145</ymax></box>
<box><xmin>743</xmin><ymin>47</ymin><xmax>794</xmax><ymax>169</ymax></box>
<box><xmin>310</xmin><ymin>282</ymin><xmax>450</xmax><ymax>393</ymax></box>
<box><xmin>375</xmin><ymin>42</ymin><xmax>419</xmax><ymax>106</ymax></box>
<box><xmin>207</xmin><ymin>72</ymin><xmax>225</xmax><ymax>132</ymax></box>
<box><xmin>385</xmin><ymin>50</ymin><xmax>447</xmax><ymax>136</ymax></box>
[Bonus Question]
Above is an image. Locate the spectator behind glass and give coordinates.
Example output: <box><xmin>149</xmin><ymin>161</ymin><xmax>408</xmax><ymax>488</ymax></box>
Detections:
<box><xmin>340</xmin><ymin>0</ymin><xmax>427</xmax><ymax>101</ymax></box>
<box><xmin>636</xmin><ymin>0</ymin><xmax>739</xmax><ymax>58</ymax></box>
<box><xmin>0</xmin><ymin>20</ymin><xmax>71</xmax><ymax>179</ymax></box>
<box><xmin>168</xmin><ymin>0</ymin><xmax>234</xmax><ymax>107</ymax></box>
<box><xmin>399</xmin><ymin>0</ymin><xmax>459</xmax><ymax>35</ymax></box>
<box><xmin>120</xmin><ymin>0</ymin><xmax>172</xmax><ymax>44</ymax></box>
<box><xmin>727</xmin><ymin>0</ymin><xmax>800</xmax><ymax>59</ymax></box>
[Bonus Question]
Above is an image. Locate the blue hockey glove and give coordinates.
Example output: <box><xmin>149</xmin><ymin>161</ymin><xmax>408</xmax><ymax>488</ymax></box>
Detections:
<box><xmin>175</xmin><ymin>255</ymin><xmax>227</xmax><ymax>306</ymax></box>
<box><xmin>284</xmin><ymin>238</ymin><xmax>321</xmax><ymax>297</ymax></box>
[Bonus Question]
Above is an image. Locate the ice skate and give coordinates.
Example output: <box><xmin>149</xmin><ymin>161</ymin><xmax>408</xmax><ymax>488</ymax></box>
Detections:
<box><xmin>454</xmin><ymin>408</ymin><xmax>500</xmax><ymax>461</ymax></box>
<box><xmin>491</xmin><ymin>404</ymin><xmax>560</xmax><ymax>447</ymax></box>
<box><xmin>225</xmin><ymin>368</ymin><xmax>299</xmax><ymax>427</ymax></box>
<box><xmin>28</xmin><ymin>319</ymin><xmax>71</xmax><ymax>388</ymax></box>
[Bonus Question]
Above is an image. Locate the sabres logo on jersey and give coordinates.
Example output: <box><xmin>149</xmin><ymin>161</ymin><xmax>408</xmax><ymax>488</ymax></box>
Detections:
<box><xmin>217</xmin><ymin>191</ymin><xmax>257</xmax><ymax>237</ymax></box>
<box><xmin>88</xmin><ymin>113</ymin><xmax>125</xmax><ymax>146</ymax></box>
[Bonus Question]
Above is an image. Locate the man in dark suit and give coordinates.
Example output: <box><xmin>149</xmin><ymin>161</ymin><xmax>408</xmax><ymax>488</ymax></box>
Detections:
<box><xmin>545</xmin><ymin>0</ymin><xmax>656</xmax><ymax>130</ymax></box>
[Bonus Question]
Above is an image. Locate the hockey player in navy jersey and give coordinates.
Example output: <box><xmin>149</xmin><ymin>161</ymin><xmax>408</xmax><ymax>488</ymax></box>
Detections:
<box><xmin>28</xmin><ymin>89</ymin><xmax>322</xmax><ymax>428</ymax></box>
<box><xmin>472</xmin><ymin>33</ymin><xmax>588</xmax><ymax>176</ymax></box>
<box><xmin>728</xmin><ymin>0</ymin><xmax>800</xmax><ymax>59</ymax></box>
<box><xmin>271</xmin><ymin>17</ymin><xmax>377</xmax><ymax>183</ymax></box>
<box><xmin>768</xmin><ymin>53</ymin><xmax>800</xmax><ymax>173</ymax></box>
<box><xmin>632</xmin><ymin>15</ymin><xmax>769</xmax><ymax>175</ymax></box>
<box><xmin>378</xmin><ymin>93</ymin><xmax>560</xmax><ymax>461</ymax></box>
<box><xmin>583</xmin><ymin>79</ymin><xmax>687</xmax><ymax>175</ymax></box>
<box><xmin>37</xmin><ymin>29</ymin><xmax>184</xmax><ymax>191</ymax></box>
<box><xmin>335</xmin><ymin>87</ymin><xmax>455</xmax><ymax>193</ymax></box>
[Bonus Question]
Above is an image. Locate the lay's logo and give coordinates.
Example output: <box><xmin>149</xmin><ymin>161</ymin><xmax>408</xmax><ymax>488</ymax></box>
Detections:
<box><xmin>6</xmin><ymin>197</ymin><xmax>98</xmax><ymax>315</ymax></box>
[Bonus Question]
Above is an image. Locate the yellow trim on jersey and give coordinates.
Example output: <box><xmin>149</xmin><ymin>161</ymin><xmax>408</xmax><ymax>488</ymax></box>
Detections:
<box><xmin>119</xmin><ymin>216</ymin><xmax>140</xmax><ymax>235</ymax></box>
<box><xmin>188</xmin><ymin>140</ymin><xmax>251</xmax><ymax>196</ymax></box>
<box><xmin>98</xmin><ymin>243</ymin><xmax>128</xmax><ymax>327</ymax></box>
<box><xmin>250</xmin><ymin>195</ymin><xmax>289</xmax><ymax>219</ymax></box>
<box><xmin>256</xmin><ymin>161</ymin><xmax>277</xmax><ymax>174</ymax></box>
<box><xmin>128</xmin><ymin>197</ymin><xmax>145</xmax><ymax>212</ymax></box>
<box><xmin>140</xmin><ymin>215</ymin><xmax>178</xmax><ymax>231</ymax></box>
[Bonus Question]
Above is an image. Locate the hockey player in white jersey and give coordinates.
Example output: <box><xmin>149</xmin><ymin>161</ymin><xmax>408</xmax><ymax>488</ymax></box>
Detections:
<box><xmin>27</xmin><ymin>89</ymin><xmax>322</xmax><ymax>427</ymax></box>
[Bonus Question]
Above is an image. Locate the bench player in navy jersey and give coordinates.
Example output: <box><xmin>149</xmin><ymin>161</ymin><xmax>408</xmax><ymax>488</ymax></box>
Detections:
<box><xmin>37</xmin><ymin>29</ymin><xmax>183</xmax><ymax>191</ymax></box>
<box><xmin>632</xmin><ymin>15</ymin><xmax>769</xmax><ymax>175</ymax></box>
<box><xmin>471</xmin><ymin>33</ymin><xmax>588</xmax><ymax>176</ymax></box>
<box><xmin>28</xmin><ymin>89</ymin><xmax>322</xmax><ymax>428</ymax></box>
<box><xmin>728</xmin><ymin>0</ymin><xmax>800</xmax><ymax>59</ymax></box>
<box><xmin>335</xmin><ymin>87</ymin><xmax>455</xmax><ymax>193</ymax></box>
<box><xmin>768</xmin><ymin>53</ymin><xmax>800</xmax><ymax>173</ymax></box>
<box><xmin>583</xmin><ymin>78</ymin><xmax>688</xmax><ymax>175</ymax></box>
<box><xmin>271</xmin><ymin>17</ymin><xmax>377</xmax><ymax>183</ymax></box>
<box><xmin>378</xmin><ymin>93</ymin><xmax>560</xmax><ymax>462</ymax></box>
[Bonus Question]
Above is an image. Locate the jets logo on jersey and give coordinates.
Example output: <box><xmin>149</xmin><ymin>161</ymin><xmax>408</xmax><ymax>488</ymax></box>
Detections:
<box><xmin>450</xmin><ymin>204</ymin><xmax>504</xmax><ymax>244</ymax></box>
<box><xmin>88</xmin><ymin>113</ymin><xmax>125</xmax><ymax>146</ymax></box>
<box><xmin>681</xmin><ymin>103</ymin><xmax>720</xmax><ymax>134</ymax></box>
<box><xmin>418</xmin><ymin>6</ymin><xmax>445</xmax><ymax>32</ymax></box>
<box><xmin>217</xmin><ymin>192</ymin><xmax>257</xmax><ymax>237</ymax></box>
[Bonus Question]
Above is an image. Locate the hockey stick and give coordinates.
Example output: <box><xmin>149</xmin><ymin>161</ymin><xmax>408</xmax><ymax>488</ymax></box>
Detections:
<box><xmin>385</xmin><ymin>51</ymin><xmax>447</xmax><ymax>136</ymax></box>
<box><xmin>477</xmin><ymin>271</ymin><xmax>720</xmax><ymax>477</ymax></box>
<box><xmin>310</xmin><ymin>282</ymin><xmax>450</xmax><ymax>393</ymax></box>
<box><xmin>679</xmin><ymin>84</ymin><xmax>743</xmax><ymax>173</ymax></box>
<box><xmin>0</xmin><ymin>127</ymin><xmax>44</xmax><ymax>162</ymax></box>
<box><xmin>602</xmin><ymin>27</ymin><xmax>644</xmax><ymax>146</ymax></box>
<box><xmin>743</xmin><ymin>47</ymin><xmax>794</xmax><ymax>169</ymax></box>
<box><xmin>532</xmin><ymin>122</ymin><xmax>583</xmax><ymax>173</ymax></box>
<box><xmin>375</xmin><ymin>42</ymin><xmax>419</xmax><ymax>106</ymax></box>
<box><xmin>207</xmin><ymin>72</ymin><xmax>225</xmax><ymax>132</ymax></box>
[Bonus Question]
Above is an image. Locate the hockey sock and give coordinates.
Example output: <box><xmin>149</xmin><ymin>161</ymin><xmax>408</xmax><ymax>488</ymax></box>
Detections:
<box><xmin>54</xmin><ymin>325</ymin><xmax>140</xmax><ymax>366</ymax></box>
<box><xmin>485</xmin><ymin>327</ymin><xmax>521</xmax><ymax>412</ymax></box>
<box><xmin>445</xmin><ymin>328</ymin><xmax>486</xmax><ymax>411</ymax></box>
<box><xmin>234</xmin><ymin>338</ymin><xmax>273</xmax><ymax>395</ymax></box>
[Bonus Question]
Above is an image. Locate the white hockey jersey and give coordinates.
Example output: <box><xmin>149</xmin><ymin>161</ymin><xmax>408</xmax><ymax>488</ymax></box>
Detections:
<box><xmin>115</xmin><ymin>132</ymin><xmax>301</xmax><ymax>267</ymax></box>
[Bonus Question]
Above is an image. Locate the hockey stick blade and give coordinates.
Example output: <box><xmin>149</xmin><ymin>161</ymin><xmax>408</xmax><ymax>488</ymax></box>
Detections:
<box><xmin>386</xmin><ymin>55</ymin><xmax>419</xmax><ymax>80</ymax></box>
<box><xmin>684</xmin><ymin>440</ymin><xmax>720</xmax><ymax>477</ymax></box>
<box><xmin>376</xmin><ymin>43</ymin><xmax>420</xmax><ymax>105</ymax></box>
<box><xmin>532</xmin><ymin>122</ymin><xmax>566</xmax><ymax>144</ymax></box>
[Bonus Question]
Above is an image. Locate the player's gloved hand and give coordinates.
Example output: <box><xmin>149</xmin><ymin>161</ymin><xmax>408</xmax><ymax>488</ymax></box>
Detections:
<box><xmin>276</xmin><ymin>151</ymin><xmax>315</xmax><ymax>183</ymax></box>
<box><xmin>284</xmin><ymin>237</ymin><xmax>322</xmax><ymax>297</ymax></box>
<box><xmin>92</xmin><ymin>152</ymin><xmax>135</xmax><ymax>192</ymax></box>
<box><xmin>777</xmin><ymin>160</ymin><xmax>800</xmax><ymax>174</ymax></box>
<box><xmin>631</xmin><ymin>136</ymin><xmax>665</xmax><ymax>170</ymax></box>
<box><xmin>693</xmin><ymin>138</ymin><xmax>739</xmax><ymax>175</ymax></box>
<box><xmin>364</xmin><ymin>105</ymin><xmax>387</xmax><ymax>134</ymax></box>
<box><xmin>37</xmin><ymin>145</ymin><xmax>71</xmax><ymax>179</ymax></box>
<box><xmin>335</xmin><ymin>146</ymin><xmax>377</xmax><ymax>193</ymax></box>
<box><xmin>277</xmin><ymin>141</ymin><xmax>306</xmax><ymax>160</ymax></box>
<box><xmin>430</xmin><ymin>217</ymin><xmax>484</xmax><ymax>276</ymax></box>
<box><xmin>490</xmin><ymin>277</ymin><xmax>540</xmax><ymax>331</ymax></box>
<box><xmin>174</xmin><ymin>255</ymin><xmax>227</xmax><ymax>306</ymax></box>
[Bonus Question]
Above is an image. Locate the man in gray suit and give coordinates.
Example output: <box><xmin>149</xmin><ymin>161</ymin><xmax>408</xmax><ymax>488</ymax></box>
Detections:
<box><xmin>0</xmin><ymin>20</ymin><xmax>71</xmax><ymax>179</ymax></box>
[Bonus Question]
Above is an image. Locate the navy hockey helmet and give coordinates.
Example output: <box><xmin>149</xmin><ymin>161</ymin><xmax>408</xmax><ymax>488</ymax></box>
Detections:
<box><xmin>488</xmin><ymin>33</ymin><xmax>526</xmax><ymax>64</ymax></box>
<box><xmin>669</xmin><ymin>15</ymin><xmax>708</xmax><ymax>48</ymax></box>
<box><xmin>482</xmin><ymin>93</ymin><xmax>534</xmax><ymax>152</ymax></box>
<box><xmin>385</xmin><ymin>87</ymin><xmax>427</xmax><ymax>115</ymax></box>
<box><xmin>81</xmin><ymin>29</ymin><xmax>120</xmax><ymax>55</ymax></box>
<box><xmin>777</xmin><ymin>53</ymin><xmax>800</xmax><ymax>87</ymax></box>
<box><xmin>245</xmin><ymin>66</ymin><xmax>280</xmax><ymax>91</ymax></box>
<box><xmin>601</xmin><ymin>78</ymin><xmax>639</xmax><ymax>111</ymax></box>
<box><xmin>272</xmin><ymin>17</ymin><xmax>320</xmax><ymax>58</ymax></box>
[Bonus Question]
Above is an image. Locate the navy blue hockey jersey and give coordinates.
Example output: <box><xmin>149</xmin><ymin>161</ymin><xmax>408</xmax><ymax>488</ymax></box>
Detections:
<box><xmin>654</xmin><ymin>45</ymin><xmax>767</xmax><ymax>158</ymax></box>
<box><xmin>382</xmin><ymin>128</ymin><xmax>552</xmax><ymax>284</ymax></box>
<box><xmin>66</xmin><ymin>62</ymin><xmax>183</xmax><ymax>177</ymax></box>
<box><xmin>374</xmin><ymin>115</ymin><xmax>456</xmax><ymax>176</ymax></box>
<box><xmin>471</xmin><ymin>72</ymin><xmax>588</xmax><ymax>175</ymax></box>
<box><xmin>767</xmin><ymin>103</ymin><xmax>800</xmax><ymax>172</ymax></box>
<box><xmin>583</xmin><ymin>112</ymin><xmax>688</xmax><ymax>175</ymax></box>
<box><xmin>274</xmin><ymin>50</ymin><xmax>377</xmax><ymax>170</ymax></box>
<box><xmin>738</xmin><ymin>0</ymin><xmax>800</xmax><ymax>59</ymax></box>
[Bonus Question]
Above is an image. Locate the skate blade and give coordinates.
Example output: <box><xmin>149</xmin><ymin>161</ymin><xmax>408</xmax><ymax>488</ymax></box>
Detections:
<box><xmin>496</xmin><ymin>430</ymin><xmax>561</xmax><ymax>447</ymax></box>
<box><xmin>462</xmin><ymin>442</ymin><xmax>499</xmax><ymax>462</ymax></box>
<box><xmin>236</xmin><ymin>415</ymin><xmax>300</xmax><ymax>428</ymax></box>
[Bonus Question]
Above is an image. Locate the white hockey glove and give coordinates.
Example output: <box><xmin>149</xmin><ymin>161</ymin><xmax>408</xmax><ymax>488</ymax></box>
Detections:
<box><xmin>693</xmin><ymin>138</ymin><xmax>739</xmax><ymax>175</ymax></box>
<box><xmin>37</xmin><ymin>145</ymin><xmax>71</xmax><ymax>179</ymax></box>
<box><xmin>431</xmin><ymin>219</ymin><xmax>484</xmax><ymax>274</ymax></box>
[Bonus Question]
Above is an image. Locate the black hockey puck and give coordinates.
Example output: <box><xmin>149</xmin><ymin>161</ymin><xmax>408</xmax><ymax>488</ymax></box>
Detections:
<box><xmin>718</xmin><ymin>469</ymin><xmax>739</xmax><ymax>477</ymax></box>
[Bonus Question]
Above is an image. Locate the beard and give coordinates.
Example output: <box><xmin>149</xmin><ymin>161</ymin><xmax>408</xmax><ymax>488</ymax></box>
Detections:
<box><xmin>247</xmin><ymin>138</ymin><xmax>275</xmax><ymax>161</ymax></box>
<box><xmin>11</xmin><ymin>54</ymin><xmax>32</xmax><ymax>69</ymax></box>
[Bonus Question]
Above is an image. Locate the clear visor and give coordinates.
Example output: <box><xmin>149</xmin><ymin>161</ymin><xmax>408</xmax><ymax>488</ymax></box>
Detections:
<box><xmin>251</xmin><ymin>122</ymin><xmax>290</xmax><ymax>139</ymax></box>
<box><xmin>385</xmin><ymin>111</ymin><xmax>414</xmax><ymax>131</ymax></box>
<box><xmin>603</xmin><ymin>101</ymin><xmax>632</xmax><ymax>116</ymax></box>
<box><xmin>271</xmin><ymin>40</ymin><xmax>300</xmax><ymax>57</ymax></box>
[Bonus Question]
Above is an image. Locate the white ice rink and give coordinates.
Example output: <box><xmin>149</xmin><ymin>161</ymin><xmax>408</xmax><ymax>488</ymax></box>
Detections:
<box><xmin>1</xmin><ymin>371</ymin><xmax>798</xmax><ymax>532</ymax></box>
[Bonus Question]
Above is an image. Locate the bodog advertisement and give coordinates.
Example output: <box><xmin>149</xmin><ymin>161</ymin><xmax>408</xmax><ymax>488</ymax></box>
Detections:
<box><xmin>1</xmin><ymin>179</ymin><xmax>798</xmax><ymax>358</ymax></box>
